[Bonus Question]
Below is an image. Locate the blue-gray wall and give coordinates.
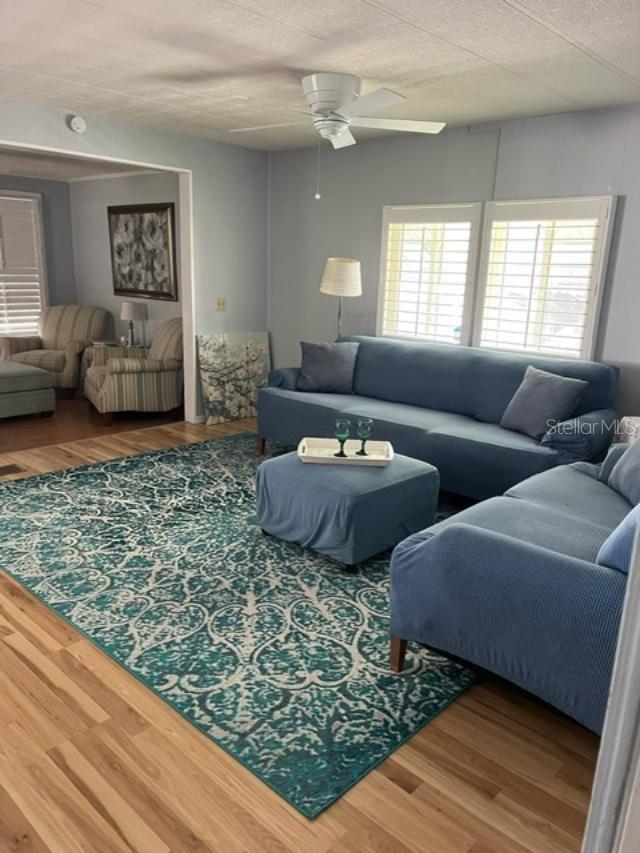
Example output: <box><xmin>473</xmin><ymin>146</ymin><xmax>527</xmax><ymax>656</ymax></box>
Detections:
<box><xmin>0</xmin><ymin>173</ymin><xmax>76</xmax><ymax>303</ymax></box>
<box><xmin>0</xmin><ymin>99</ymin><xmax>269</xmax><ymax>337</ymax></box>
<box><xmin>0</xmin><ymin>98</ymin><xmax>268</xmax><ymax>418</ymax></box>
<box><xmin>70</xmin><ymin>171</ymin><xmax>182</xmax><ymax>343</ymax></box>
<box><xmin>268</xmin><ymin>104</ymin><xmax>640</xmax><ymax>413</ymax></box>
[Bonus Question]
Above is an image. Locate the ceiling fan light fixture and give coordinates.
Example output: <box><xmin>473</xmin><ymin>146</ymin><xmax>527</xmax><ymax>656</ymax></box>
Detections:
<box><xmin>227</xmin><ymin>72</ymin><xmax>445</xmax><ymax>148</ymax></box>
<box><xmin>302</xmin><ymin>72</ymin><xmax>361</xmax><ymax>115</ymax></box>
<box><xmin>313</xmin><ymin>116</ymin><xmax>349</xmax><ymax>140</ymax></box>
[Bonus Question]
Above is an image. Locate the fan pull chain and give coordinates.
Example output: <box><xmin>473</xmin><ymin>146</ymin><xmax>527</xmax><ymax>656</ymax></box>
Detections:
<box><xmin>314</xmin><ymin>143</ymin><xmax>322</xmax><ymax>200</ymax></box>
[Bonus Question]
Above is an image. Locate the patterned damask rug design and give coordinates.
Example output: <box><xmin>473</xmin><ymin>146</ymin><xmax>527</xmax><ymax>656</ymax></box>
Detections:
<box><xmin>0</xmin><ymin>435</ymin><xmax>474</xmax><ymax>817</ymax></box>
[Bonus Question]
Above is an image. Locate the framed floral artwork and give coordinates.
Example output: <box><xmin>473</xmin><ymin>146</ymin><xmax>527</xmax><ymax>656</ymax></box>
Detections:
<box><xmin>108</xmin><ymin>202</ymin><xmax>178</xmax><ymax>301</ymax></box>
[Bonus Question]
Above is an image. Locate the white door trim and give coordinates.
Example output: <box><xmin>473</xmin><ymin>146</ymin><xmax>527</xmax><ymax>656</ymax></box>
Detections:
<box><xmin>582</xmin><ymin>530</ymin><xmax>640</xmax><ymax>853</ymax></box>
<box><xmin>0</xmin><ymin>139</ymin><xmax>197</xmax><ymax>422</ymax></box>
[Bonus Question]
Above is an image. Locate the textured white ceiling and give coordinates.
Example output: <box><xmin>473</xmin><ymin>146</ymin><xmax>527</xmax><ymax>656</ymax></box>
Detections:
<box><xmin>0</xmin><ymin>0</ymin><xmax>638</xmax><ymax>150</ymax></box>
<box><xmin>0</xmin><ymin>146</ymin><xmax>156</xmax><ymax>180</ymax></box>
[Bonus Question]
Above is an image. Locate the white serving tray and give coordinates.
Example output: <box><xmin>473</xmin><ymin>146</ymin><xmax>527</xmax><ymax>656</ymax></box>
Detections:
<box><xmin>297</xmin><ymin>437</ymin><xmax>394</xmax><ymax>466</ymax></box>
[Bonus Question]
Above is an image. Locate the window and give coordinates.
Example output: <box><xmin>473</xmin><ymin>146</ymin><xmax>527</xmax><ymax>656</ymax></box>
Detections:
<box><xmin>0</xmin><ymin>192</ymin><xmax>47</xmax><ymax>336</ymax></box>
<box><xmin>377</xmin><ymin>203</ymin><xmax>482</xmax><ymax>345</ymax></box>
<box><xmin>377</xmin><ymin>196</ymin><xmax>616</xmax><ymax>359</ymax></box>
<box><xmin>474</xmin><ymin>197</ymin><xmax>616</xmax><ymax>358</ymax></box>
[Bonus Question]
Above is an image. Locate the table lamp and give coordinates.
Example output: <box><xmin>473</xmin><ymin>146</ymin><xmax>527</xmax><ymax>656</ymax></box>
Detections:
<box><xmin>120</xmin><ymin>301</ymin><xmax>147</xmax><ymax>346</ymax></box>
<box><xmin>320</xmin><ymin>257</ymin><xmax>362</xmax><ymax>338</ymax></box>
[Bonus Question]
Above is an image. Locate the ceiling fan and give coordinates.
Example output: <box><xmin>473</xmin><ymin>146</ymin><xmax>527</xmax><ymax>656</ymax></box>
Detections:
<box><xmin>229</xmin><ymin>72</ymin><xmax>445</xmax><ymax>148</ymax></box>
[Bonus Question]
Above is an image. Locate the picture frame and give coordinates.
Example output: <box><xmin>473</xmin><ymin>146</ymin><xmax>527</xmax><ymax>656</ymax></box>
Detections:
<box><xmin>108</xmin><ymin>202</ymin><xmax>178</xmax><ymax>301</ymax></box>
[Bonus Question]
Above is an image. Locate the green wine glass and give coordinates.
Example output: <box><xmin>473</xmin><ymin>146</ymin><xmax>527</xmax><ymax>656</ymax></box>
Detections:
<box><xmin>356</xmin><ymin>418</ymin><xmax>373</xmax><ymax>456</ymax></box>
<box><xmin>334</xmin><ymin>418</ymin><xmax>351</xmax><ymax>458</ymax></box>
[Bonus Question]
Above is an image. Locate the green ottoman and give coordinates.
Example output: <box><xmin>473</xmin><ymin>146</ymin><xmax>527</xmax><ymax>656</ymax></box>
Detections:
<box><xmin>0</xmin><ymin>361</ymin><xmax>55</xmax><ymax>419</ymax></box>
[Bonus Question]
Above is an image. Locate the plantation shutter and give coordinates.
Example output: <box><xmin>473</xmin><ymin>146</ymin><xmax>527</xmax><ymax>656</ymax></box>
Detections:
<box><xmin>0</xmin><ymin>194</ymin><xmax>45</xmax><ymax>336</ymax></box>
<box><xmin>378</xmin><ymin>203</ymin><xmax>481</xmax><ymax>345</ymax></box>
<box><xmin>475</xmin><ymin>197</ymin><xmax>615</xmax><ymax>358</ymax></box>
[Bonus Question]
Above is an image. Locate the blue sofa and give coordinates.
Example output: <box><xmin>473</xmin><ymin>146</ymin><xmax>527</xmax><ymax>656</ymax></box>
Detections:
<box><xmin>258</xmin><ymin>336</ymin><xmax>618</xmax><ymax>499</ymax></box>
<box><xmin>390</xmin><ymin>449</ymin><xmax>631</xmax><ymax>732</ymax></box>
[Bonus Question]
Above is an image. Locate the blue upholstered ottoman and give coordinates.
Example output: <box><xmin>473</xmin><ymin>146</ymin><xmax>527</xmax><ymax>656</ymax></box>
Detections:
<box><xmin>256</xmin><ymin>452</ymin><xmax>439</xmax><ymax>565</ymax></box>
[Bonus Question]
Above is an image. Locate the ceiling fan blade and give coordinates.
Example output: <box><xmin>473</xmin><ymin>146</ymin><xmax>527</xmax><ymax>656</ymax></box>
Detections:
<box><xmin>336</xmin><ymin>87</ymin><xmax>405</xmax><ymax>119</ymax></box>
<box><xmin>350</xmin><ymin>117</ymin><xmax>446</xmax><ymax>134</ymax></box>
<box><xmin>331</xmin><ymin>129</ymin><xmax>357</xmax><ymax>149</ymax></box>
<box><xmin>229</xmin><ymin>121</ymin><xmax>308</xmax><ymax>133</ymax></box>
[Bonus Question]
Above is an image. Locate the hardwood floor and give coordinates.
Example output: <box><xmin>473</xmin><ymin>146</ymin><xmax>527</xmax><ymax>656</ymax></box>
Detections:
<box><xmin>0</xmin><ymin>420</ymin><xmax>598</xmax><ymax>852</ymax></box>
<box><xmin>0</xmin><ymin>396</ymin><xmax>180</xmax><ymax>454</ymax></box>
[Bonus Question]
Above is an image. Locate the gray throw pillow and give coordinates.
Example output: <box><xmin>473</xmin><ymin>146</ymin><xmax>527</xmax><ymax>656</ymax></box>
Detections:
<box><xmin>609</xmin><ymin>440</ymin><xmax>640</xmax><ymax>505</ymax></box>
<box><xmin>296</xmin><ymin>341</ymin><xmax>360</xmax><ymax>394</ymax></box>
<box><xmin>500</xmin><ymin>365</ymin><xmax>588</xmax><ymax>440</ymax></box>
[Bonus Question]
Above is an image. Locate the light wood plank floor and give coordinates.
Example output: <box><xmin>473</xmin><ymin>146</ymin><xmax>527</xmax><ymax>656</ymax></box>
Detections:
<box><xmin>0</xmin><ymin>420</ymin><xmax>598</xmax><ymax>852</ymax></box>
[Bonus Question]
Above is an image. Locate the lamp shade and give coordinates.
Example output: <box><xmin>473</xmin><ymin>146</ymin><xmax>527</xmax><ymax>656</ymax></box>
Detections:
<box><xmin>320</xmin><ymin>257</ymin><xmax>362</xmax><ymax>298</ymax></box>
<box><xmin>120</xmin><ymin>301</ymin><xmax>147</xmax><ymax>322</ymax></box>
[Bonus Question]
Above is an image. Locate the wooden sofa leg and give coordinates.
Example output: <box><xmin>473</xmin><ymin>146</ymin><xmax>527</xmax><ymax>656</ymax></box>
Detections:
<box><xmin>257</xmin><ymin>437</ymin><xmax>266</xmax><ymax>456</ymax></box>
<box><xmin>390</xmin><ymin>635</ymin><xmax>407</xmax><ymax>673</ymax></box>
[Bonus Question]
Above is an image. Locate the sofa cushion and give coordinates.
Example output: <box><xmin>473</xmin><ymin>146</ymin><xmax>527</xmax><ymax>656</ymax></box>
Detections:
<box><xmin>500</xmin><ymin>366</ymin><xmax>588</xmax><ymax>439</ymax></box>
<box><xmin>609</xmin><ymin>439</ymin><xmax>640</xmax><ymax>505</ymax></box>
<box><xmin>257</xmin><ymin>387</ymin><xmax>364</xmax><ymax>446</ymax></box>
<box><xmin>341</xmin><ymin>398</ymin><xmax>470</xmax><ymax>432</ymax></box>
<box><xmin>0</xmin><ymin>360</ymin><xmax>54</xmax><ymax>392</ymax></box>
<box><xmin>421</xmin><ymin>494</ymin><xmax>615</xmax><ymax>562</ymax></box>
<box><xmin>342</xmin><ymin>335</ymin><xmax>618</xmax><ymax>423</ymax></box>
<box><xmin>12</xmin><ymin>349</ymin><xmax>66</xmax><ymax>374</ymax></box>
<box><xmin>506</xmin><ymin>463</ymin><xmax>632</xmax><ymax>529</ymax></box>
<box><xmin>296</xmin><ymin>341</ymin><xmax>359</xmax><ymax>393</ymax></box>
<box><xmin>338</xmin><ymin>399</ymin><xmax>472</xmax><ymax>461</ymax></box>
<box><xmin>597</xmin><ymin>504</ymin><xmax>640</xmax><ymax>574</ymax></box>
<box><xmin>423</xmin><ymin>419</ymin><xmax>560</xmax><ymax>498</ymax></box>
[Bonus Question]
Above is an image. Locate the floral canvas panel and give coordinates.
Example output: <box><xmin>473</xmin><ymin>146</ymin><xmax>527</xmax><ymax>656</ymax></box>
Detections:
<box><xmin>108</xmin><ymin>202</ymin><xmax>178</xmax><ymax>301</ymax></box>
<box><xmin>198</xmin><ymin>331</ymin><xmax>270</xmax><ymax>424</ymax></box>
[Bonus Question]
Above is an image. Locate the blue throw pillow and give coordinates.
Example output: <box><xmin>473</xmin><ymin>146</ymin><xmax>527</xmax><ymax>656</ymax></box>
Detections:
<box><xmin>599</xmin><ymin>443</ymin><xmax>629</xmax><ymax>483</ymax></box>
<box><xmin>500</xmin><ymin>365</ymin><xmax>587</xmax><ymax>440</ymax></box>
<box><xmin>608</xmin><ymin>439</ymin><xmax>640</xmax><ymax>505</ymax></box>
<box><xmin>597</xmin><ymin>503</ymin><xmax>640</xmax><ymax>574</ymax></box>
<box><xmin>296</xmin><ymin>341</ymin><xmax>360</xmax><ymax>394</ymax></box>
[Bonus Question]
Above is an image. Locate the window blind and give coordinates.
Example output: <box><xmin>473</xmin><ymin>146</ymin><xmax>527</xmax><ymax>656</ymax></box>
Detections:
<box><xmin>378</xmin><ymin>204</ymin><xmax>481</xmax><ymax>344</ymax></box>
<box><xmin>0</xmin><ymin>194</ymin><xmax>45</xmax><ymax>336</ymax></box>
<box><xmin>475</xmin><ymin>198</ymin><xmax>614</xmax><ymax>358</ymax></box>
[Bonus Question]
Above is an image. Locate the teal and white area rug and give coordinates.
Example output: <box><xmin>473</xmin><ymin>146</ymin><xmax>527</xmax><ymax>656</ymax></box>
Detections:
<box><xmin>0</xmin><ymin>434</ymin><xmax>474</xmax><ymax>818</ymax></box>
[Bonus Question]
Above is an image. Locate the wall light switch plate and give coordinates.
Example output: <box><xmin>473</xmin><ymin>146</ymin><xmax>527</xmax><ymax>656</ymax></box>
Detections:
<box><xmin>215</xmin><ymin>296</ymin><xmax>227</xmax><ymax>312</ymax></box>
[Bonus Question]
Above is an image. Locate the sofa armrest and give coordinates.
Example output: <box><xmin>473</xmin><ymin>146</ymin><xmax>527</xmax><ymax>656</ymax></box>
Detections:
<box><xmin>390</xmin><ymin>521</ymin><xmax>625</xmax><ymax>731</ymax></box>
<box><xmin>0</xmin><ymin>335</ymin><xmax>42</xmax><ymax>360</ymax></box>
<box><xmin>107</xmin><ymin>357</ymin><xmax>181</xmax><ymax>374</ymax></box>
<box><xmin>391</xmin><ymin>522</ymin><xmax>624</xmax><ymax>633</ymax></box>
<box><xmin>541</xmin><ymin>408</ymin><xmax>617</xmax><ymax>460</ymax></box>
<box><xmin>268</xmin><ymin>367</ymin><xmax>300</xmax><ymax>390</ymax></box>
<box><xmin>92</xmin><ymin>345</ymin><xmax>148</xmax><ymax>367</ymax></box>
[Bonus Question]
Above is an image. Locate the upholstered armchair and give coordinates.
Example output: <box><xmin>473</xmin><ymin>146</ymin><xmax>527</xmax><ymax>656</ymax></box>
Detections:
<box><xmin>85</xmin><ymin>317</ymin><xmax>183</xmax><ymax>420</ymax></box>
<box><xmin>0</xmin><ymin>304</ymin><xmax>109</xmax><ymax>389</ymax></box>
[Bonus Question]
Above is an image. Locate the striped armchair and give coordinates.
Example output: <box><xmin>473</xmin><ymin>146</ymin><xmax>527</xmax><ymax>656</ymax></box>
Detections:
<box><xmin>85</xmin><ymin>317</ymin><xmax>183</xmax><ymax>419</ymax></box>
<box><xmin>0</xmin><ymin>304</ymin><xmax>109</xmax><ymax>389</ymax></box>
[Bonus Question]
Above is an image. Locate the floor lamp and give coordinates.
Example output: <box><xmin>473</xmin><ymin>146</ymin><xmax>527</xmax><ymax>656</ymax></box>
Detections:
<box><xmin>320</xmin><ymin>257</ymin><xmax>362</xmax><ymax>339</ymax></box>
